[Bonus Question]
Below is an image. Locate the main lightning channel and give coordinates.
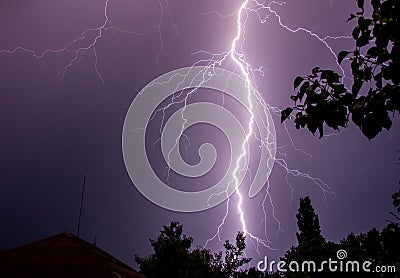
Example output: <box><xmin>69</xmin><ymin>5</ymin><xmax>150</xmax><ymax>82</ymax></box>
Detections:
<box><xmin>229</xmin><ymin>0</ymin><xmax>252</xmax><ymax>236</ymax></box>
<box><xmin>204</xmin><ymin>0</ymin><xmax>345</xmax><ymax>251</ymax></box>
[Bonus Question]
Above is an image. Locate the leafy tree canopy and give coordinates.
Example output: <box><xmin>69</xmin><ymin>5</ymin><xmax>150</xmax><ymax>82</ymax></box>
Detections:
<box><xmin>283</xmin><ymin>195</ymin><xmax>400</xmax><ymax>277</ymax></box>
<box><xmin>135</xmin><ymin>190</ymin><xmax>400</xmax><ymax>277</ymax></box>
<box><xmin>295</xmin><ymin>196</ymin><xmax>323</xmax><ymax>244</ymax></box>
<box><xmin>282</xmin><ymin>196</ymin><xmax>337</xmax><ymax>277</ymax></box>
<box><xmin>135</xmin><ymin>222</ymin><xmax>273</xmax><ymax>278</ymax></box>
<box><xmin>282</xmin><ymin>0</ymin><xmax>399</xmax><ymax>139</ymax></box>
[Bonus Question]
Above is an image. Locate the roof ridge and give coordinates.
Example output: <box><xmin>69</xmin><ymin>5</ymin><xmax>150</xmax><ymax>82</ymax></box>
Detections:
<box><xmin>0</xmin><ymin>231</ymin><xmax>141</xmax><ymax>277</ymax></box>
<box><xmin>0</xmin><ymin>231</ymin><xmax>74</xmax><ymax>253</ymax></box>
<box><xmin>75</xmin><ymin>234</ymin><xmax>136</xmax><ymax>273</ymax></box>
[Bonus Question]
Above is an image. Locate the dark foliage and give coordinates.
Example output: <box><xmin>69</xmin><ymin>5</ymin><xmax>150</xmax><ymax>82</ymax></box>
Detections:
<box><xmin>339</xmin><ymin>224</ymin><xmax>400</xmax><ymax>277</ymax></box>
<box><xmin>135</xmin><ymin>189</ymin><xmax>400</xmax><ymax>277</ymax></box>
<box><xmin>282</xmin><ymin>194</ymin><xmax>400</xmax><ymax>277</ymax></box>
<box><xmin>282</xmin><ymin>197</ymin><xmax>338</xmax><ymax>277</ymax></box>
<box><xmin>282</xmin><ymin>0</ymin><xmax>400</xmax><ymax>139</ymax></box>
<box><xmin>295</xmin><ymin>197</ymin><xmax>323</xmax><ymax>244</ymax></box>
<box><xmin>134</xmin><ymin>222</ymin><xmax>197</xmax><ymax>278</ymax></box>
<box><xmin>135</xmin><ymin>222</ymin><xmax>274</xmax><ymax>278</ymax></box>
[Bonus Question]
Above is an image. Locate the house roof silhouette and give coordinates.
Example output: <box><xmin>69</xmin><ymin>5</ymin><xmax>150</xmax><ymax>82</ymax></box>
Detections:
<box><xmin>0</xmin><ymin>231</ymin><xmax>144</xmax><ymax>278</ymax></box>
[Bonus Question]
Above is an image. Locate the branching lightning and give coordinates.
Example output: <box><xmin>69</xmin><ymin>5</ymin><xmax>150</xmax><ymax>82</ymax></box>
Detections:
<box><xmin>226</xmin><ymin>0</ymin><xmax>280</xmax><ymax>250</ymax></box>
<box><xmin>0</xmin><ymin>0</ymin><xmax>176</xmax><ymax>83</ymax></box>
<box><xmin>0</xmin><ymin>0</ymin><xmax>350</xmax><ymax>258</ymax></box>
<box><xmin>230</xmin><ymin>0</ymin><xmax>253</xmax><ymax>237</ymax></box>
<box><xmin>202</xmin><ymin>0</ymin><xmax>345</xmax><ymax>253</ymax></box>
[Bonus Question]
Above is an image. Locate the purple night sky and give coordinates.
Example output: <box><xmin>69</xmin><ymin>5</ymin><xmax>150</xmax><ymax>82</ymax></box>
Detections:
<box><xmin>1</xmin><ymin>0</ymin><xmax>399</xmax><ymax>269</ymax></box>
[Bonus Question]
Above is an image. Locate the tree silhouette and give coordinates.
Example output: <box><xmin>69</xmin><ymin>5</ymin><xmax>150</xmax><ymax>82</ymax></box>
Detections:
<box><xmin>220</xmin><ymin>231</ymin><xmax>251</xmax><ymax>277</ymax></box>
<box><xmin>340</xmin><ymin>225</ymin><xmax>400</xmax><ymax>276</ymax></box>
<box><xmin>295</xmin><ymin>197</ymin><xmax>323</xmax><ymax>244</ymax></box>
<box><xmin>135</xmin><ymin>221</ymin><xmax>195</xmax><ymax>278</ymax></box>
<box><xmin>135</xmin><ymin>193</ymin><xmax>400</xmax><ymax>277</ymax></box>
<box><xmin>281</xmin><ymin>194</ymin><xmax>400</xmax><ymax>277</ymax></box>
<box><xmin>135</xmin><ymin>222</ymin><xmax>273</xmax><ymax>278</ymax></box>
<box><xmin>282</xmin><ymin>197</ymin><xmax>337</xmax><ymax>277</ymax></box>
<box><xmin>281</xmin><ymin>0</ymin><xmax>399</xmax><ymax>139</ymax></box>
<box><xmin>382</xmin><ymin>184</ymin><xmax>400</xmax><ymax>269</ymax></box>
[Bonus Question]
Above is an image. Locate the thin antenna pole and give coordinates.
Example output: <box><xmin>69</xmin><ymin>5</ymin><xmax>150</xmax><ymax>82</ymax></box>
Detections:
<box><xmin>77</xmin><ymin>168</ymin><xmax>87</xmax><ymax>237</ymax></box>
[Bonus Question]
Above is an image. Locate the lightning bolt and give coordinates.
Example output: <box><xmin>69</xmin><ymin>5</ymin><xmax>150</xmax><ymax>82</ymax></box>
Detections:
<box><xmin>1</xmin><ymin>0</ymin><xmax>349</xmax><ymax>258</ymax></box>
<box><xmin>229</xmin><ymin>0</ymin><xmax>262</xmax><ymax>242</ymax></box>
<box><xmin>203</xmin><ymin>0</ymin><xmax>345</xmax><ymax>253</ymax></box>
<box><xmin>0</xmin><ymin>0</ymin><xmax>175</xmax><ymax>83</ymax></box>
<box><xmin>229</xmin><ymin>0</ymin><xmax>252</xmax><ymax>236</ymax></box>
<box><xmin>204</xmin><ymin>0</ymin><xmax>280</xmax><ymax>252</ymax></box>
